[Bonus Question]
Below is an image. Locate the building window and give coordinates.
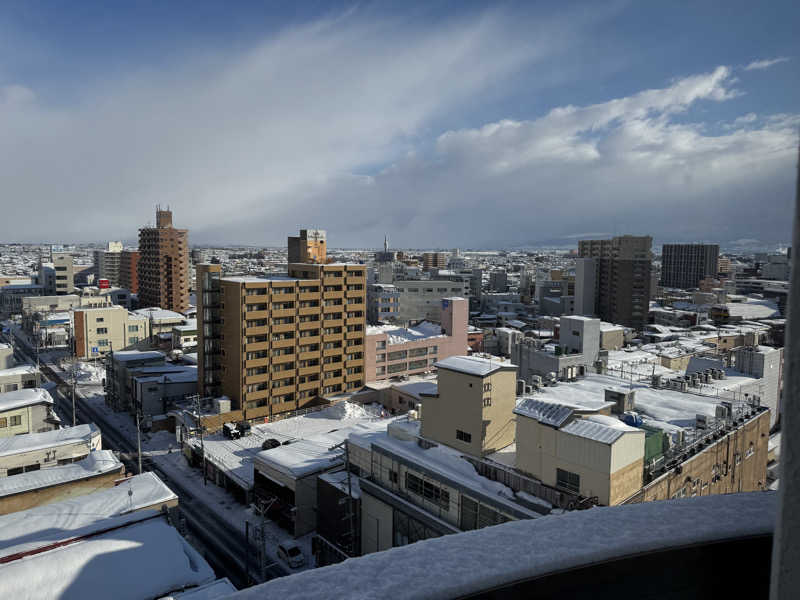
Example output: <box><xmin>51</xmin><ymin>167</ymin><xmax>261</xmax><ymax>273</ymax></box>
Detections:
<box><xmin>0</xmin><ymin>417</ymin><xmax>6</xmax><ymax>428</ymax></box>
<box><xmin>96</xmin><ymin>327</ymin><xmax>108</xmax><ymax>334</ymax></box>
<box><xmin>483</xmin><ymin>397</ymin><xmax>492</xmax><ymax>407</ymax></box>
<box><xmin>9</xmin><ymin>415</ymin><xmax>22</xmax><ymax>427</ymax></box>
<box><xmin>128</xmin><ymin>325</ymin><xmax>138</xmax><ymax>332</ymax></box>
<box><xmin>97</xmin><ymin>339</ymin><xmax>109</xmax><ymax>347</ymax></box>
<box><xmin>456</xmin><ymin>429</ymin><xmax>472</xmax><ymax>443</ymax></box>
<box><xmin>405</xmin><ymin>472</ymin><xmax>450</xmax><ymax>510</ymax></box>
<box><xmin>128</xmin><ymin>337</ymin><xmax>139</xmax><ymax>345</ymax></box>
<box><xmin>556</xmin><ymin>468</ymin><xmax>580</xmax><ymax>493</ymax></box>
<box><xmin>96</xmin><ymin>317</ymin><xmax>104</xmax><ymax>323</ymax></box>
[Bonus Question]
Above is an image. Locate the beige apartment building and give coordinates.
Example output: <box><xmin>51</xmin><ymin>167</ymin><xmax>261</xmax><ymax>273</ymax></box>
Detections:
<box><xmin>52</xmin><ymin>252</ymin><xmax>75</xmax><ymax>295</ymax></box>
<box><xmin>197</xmin><ymin>258</ymin><xmax>367</xmax><ymax>419</ymax></box>
<box><xmin>288</xmin><ymin>229</ymin><xmax>327</xmax><ymax>264</ymax></box>
<box><xmin>421</xmin><ymin>355</ymin><xmax>518</xmax><ymax>457</ymax></box>
<box><xmin>73</xmin><ymin>305</ymin><xmax>149</xmax><ymax>358</ymax></box>
<box><xmin>138</xmin><ymin>208</ymin><xmax>189</xmax><ymax>313</ymax></box>
<box><xmin>0</xmin><ymin>389</ymin><xmax>60</xmax><ymax>438</ymax></box>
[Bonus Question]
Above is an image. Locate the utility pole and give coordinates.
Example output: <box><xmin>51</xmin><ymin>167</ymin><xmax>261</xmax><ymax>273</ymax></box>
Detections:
<box><xmin>71</xmin><ymin>340</ymin><xmax>77</xmax><ymax>427</ymax></box>
<box><xmin>136</xmin><ymin>405</ymin><xmax>143</xmax><ymax>474</ymax></box>
<box><xmin>190</xmin><ymin>394</ymin><xmax>207</xmax><ymax>486</ymax></box>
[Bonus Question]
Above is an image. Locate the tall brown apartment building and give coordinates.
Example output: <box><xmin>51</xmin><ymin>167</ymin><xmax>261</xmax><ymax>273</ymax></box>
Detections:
<box><xmin>118</xmin><ymin>249</ymin><xmax>140</xmax><ymax>294</ymax></box>
<box><xmin>578</xmin><ymin>235</ymin><xmax>652</xmax><ymax>330</ymax></box>
<box><xmin>197</xmin><ymin>232</ymin><xmax>366</xmax><ymax>419</ymax></box>
<box><xmin>137</xmin><ymin>208</ymin><xmax>189</xmax><ymax>313</ymax></box>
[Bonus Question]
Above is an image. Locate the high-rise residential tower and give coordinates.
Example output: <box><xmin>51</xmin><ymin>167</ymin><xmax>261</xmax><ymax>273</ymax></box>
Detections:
<box><xmin>197</xmin><ymin>230</ymin><xmax>367</xmax><ymax>419</ymax></box>
<box><xmin>118</xmin><ymin>249</ymin><xmax>140</xmax><ymax>294</ymax></box>
<box><xmin>661</xmin><ymin>243</ymin><xmax>719</xmax><ymax>289</ymax></box>
<box><xmin>93</xmin><ymin>241</ymin><xmax>123</xmax><ymax>285</ymax></box>
<box><xmin>577</xmin><ymin>235</ymin><xmax>652</xmax><ymax>330</ymax></box>
<box><xmin>137</xmin><ymin>208</ymin><xmax>189</xmax><ymax>312</ymax></box>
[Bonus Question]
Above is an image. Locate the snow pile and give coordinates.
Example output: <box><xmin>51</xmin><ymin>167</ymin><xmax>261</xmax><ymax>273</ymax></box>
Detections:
<box><xmin>64</xmin><ymin>360</ymin><xmax>105</xmax><ymax>384</ymax></box>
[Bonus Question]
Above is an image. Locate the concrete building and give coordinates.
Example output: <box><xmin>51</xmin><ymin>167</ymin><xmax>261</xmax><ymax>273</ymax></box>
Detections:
<box><xmin>574</xmin><ymin>258</ymin><xmax>596</xmax><ymax>316</ymax></box>
<box><xmin>0</xmin><ymin>450</ymin><xmax>124</xmax><ymax>515</ymax></box>
<box><xmin>131</xmin><ymin>364</ymin><xmax>197</xmax><ymax>416</ymax></box>
<box><xmin>394</xmin><ymin>280</ymin><xmax>468</xmax><ymax>324</ymax></box>
<box><xmin>0</xmin><ymin>284</ymin><xmax>44</xmax><ymax>317</ymax></box>
<box><xmin>197</xmin><ymin>260</ymin><xmax>367</xmax><ymax>418</ymax></box>
<box><xmin>0</xmin><ymin>388</ymin><xmax>59</xmax><ymax>437</ymax></box>
<box><xmin>365</xmin><ymin>298</ymin><xmax>468</xmax><ymax>382</ymax></box>
<box><xmin>366</xmin><ymin>283</ymin><xmax>400</xmax><ymax>324</ymax></box>
<box><xmin>118</xmin><ymin>249</ymin><xmax>140</xmax><ymax>294</ymax></box>
<box><xmin>138</xmin><ymin>207</ymin><xmax>190</xmax><ymax>313</ymax></box>
<box><xmin>93</xmin><ymin>241</ymin><xmax>123</xmax><ymax>286</ymax></box>
<box><xmin>288</xmin><ymin>228</ymin><xmax>327</xmax><ymax>264</ymax></box>
<box><xmin>512</xmin><ymin>316</ymin><xmax>601</xmax><ymax>382</ymax></box>
<box><xmin>421</xmin><ymin>355</ymin><xmax>518</xmax><ymax>457</ymax></box>
<box><xmin>72</xmin><ymin>305</ymin><xmax>150</xmax><ymax>359</ymax></box>
<box><xmin>488</xmin><ymin>270</ymin><xmax>508</xmax><ymax>292</ymax></box>
<box><xmin>0</xmin><ymin>345</ymin><xmax>13</xmax><ymax>371</ymax></box>
<box><xmin>731</xmin><ymin>345</ymin><xmax>783</xmax><ymax>428</ymax></box>
<box><xmin>422</xmin><ymin>252</ymin><xmax>447</xmax><ymax>272</ymax></box>
<box><xmin>0</xmin><ymin>365</ymin><xmax>41</xmax><ymax>393</ymax></box>
<box><xmin>578</xmin><ymin>235</ymin><xmax>652</xmax><ymax>330</ymax></box>
<box><xmin>133</xmin><ymin>306</ymin><xmax>186</xmax><ymax>338</ymax></box>
<box><xmin>514</xmin><ymin>402</ymin><xmax>645</xmax><ymax>506</ymax></box>
<box><xmin>51</xmin><ymin>252</ymin><xmax>75</xmax><ymax>295</ymax></box>
<box><xmin>105</xmin><ymin>350</ymin><xmax>166</xmax><ymax>412</ymax></box>
<box><xmin>661</xmin><ymin>244</ymin><xmax>719</xmax><ymax>289</ymax></box>
<box><xmin>0</xmin><ymin>423</ymin><xmax>101</xmax><ymax>476</ymax></box>
<box><xmin>172</xmin><ymin>319</ymin><xmax>198</xmax><ymax>349</ymax></box>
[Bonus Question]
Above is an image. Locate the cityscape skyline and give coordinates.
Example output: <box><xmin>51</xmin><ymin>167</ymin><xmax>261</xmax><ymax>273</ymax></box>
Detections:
<box><xmin>0</xmin><ymin>2</ymin><xmax>797</xmax><ymax>247</ymax></box>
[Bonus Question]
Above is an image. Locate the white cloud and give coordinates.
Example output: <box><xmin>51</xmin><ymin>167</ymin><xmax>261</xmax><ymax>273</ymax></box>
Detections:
<box><xmin>744</xmin><ymin>57</ymin><xmax>790</xmax><ymax>71</ymax></box>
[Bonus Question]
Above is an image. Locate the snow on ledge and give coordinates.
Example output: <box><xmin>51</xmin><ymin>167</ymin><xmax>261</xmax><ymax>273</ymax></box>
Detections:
<box><xmin>228</xmin><ymin>491</ymin><xmax>777</xmax><ymax>600</ymax></box>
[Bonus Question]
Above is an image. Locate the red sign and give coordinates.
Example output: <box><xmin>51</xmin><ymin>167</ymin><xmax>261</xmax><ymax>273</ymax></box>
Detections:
<box><xmin>98</xmin><ymin>278</ymin><xmax>110</xmax><ymax>289</ymax></box>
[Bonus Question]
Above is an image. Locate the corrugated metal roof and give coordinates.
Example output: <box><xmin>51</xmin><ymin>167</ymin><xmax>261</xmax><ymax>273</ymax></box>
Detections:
<box><xmin>513</xmin><ymin>399</ymin><xmax>573</xmax><ymax>427</ymax></box>
<box><xmin>561</xmin><ymin>419</ymin><xmax>631</xmax><ymax>444</ymax></box>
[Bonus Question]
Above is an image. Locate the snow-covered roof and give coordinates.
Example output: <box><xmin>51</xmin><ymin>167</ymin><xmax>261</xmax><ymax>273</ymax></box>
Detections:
<box><xmin>724</xmin><ymin>299</ymin><xmax>780</xmax><ymax>320</ymax></box>
<box><xmin>167</xmin><ymin>578</ymin><xmax>238</xmax><ymax>599</ymax></box>
<box><xmin>513</xmin><ymin>398</ymin><xmax>573</xmax><ymax>427</ymax></box>
<box><xmin>0</xmin><ymin>516</ymin><xmax>214</xmax><ymax>600</ymax></box>
<box><xmin>0</xmin><ymin>423</ymin><xmax>99</xmax><ymax>458</ymax></box>
<box><xmin>366</xmin><ymin>321</ymin><xmax>445</xmax><ymax>345</ymax></box>
<box><xmin>0</xmin><ymin>387</ymin><xmax>54</xmax><ymax>412</ymax></box>
<box><xmin>112</xmin><ymin>350</ymin><xmax>165</xmax><ymax>363</ymax></box>
<box><xmin>560</xmin><ymin>415</ymin><xmax>642</xmax><ymax>444</ymax></box>
<box><xmin>228</xmin><ymin>492</ymin><xmax>776</xmax><ymax>600</ymax></box>
<box><xmin>435</xmin><ymin>355</ymin><xmax>515</xmax><ymax>377</ymax></box>
<box><xmin>133</xmin><ymin>307</ymin><xmax>186</xmax><ymax>321</ymax></box>
<box><xmin>0</xmin><ymin>364</ymin><xmax>39</xmax><ymax>377</ymax></box>
<box><xmin>0</xmin><ymin>472</ymin><xmax>177</xmax><ymax>560</ymax></box>
<box><xmin>0</xmin><ymin>449</ymin><xmax>122</xmax><ymax>497</ymax></box>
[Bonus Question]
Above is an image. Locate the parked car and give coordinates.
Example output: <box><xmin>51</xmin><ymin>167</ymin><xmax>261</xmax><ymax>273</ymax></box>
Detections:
<box><xmin>277</xmin><ymin>541</ymin><xmax>306</xmax><ymax>568</ymax></box>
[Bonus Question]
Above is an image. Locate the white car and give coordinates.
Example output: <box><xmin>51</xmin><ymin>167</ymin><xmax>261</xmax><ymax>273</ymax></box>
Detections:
<box><xmin>277</xmin><ymin>541</ymin><xmax>306</xmax><ymax>568</ymax></box>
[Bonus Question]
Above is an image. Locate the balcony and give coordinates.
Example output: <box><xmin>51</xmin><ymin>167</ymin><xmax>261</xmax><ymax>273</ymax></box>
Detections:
<box><xmin>298</xmin><ymin>306</ymin><xmax>321</xmax><ymax>316</ymax></box>
<box><xmin>298</xmin><ymin>335</ymin><xmax>321</xmax><ymax>346</ymax></box>
<box><xmin>298</xmin><ymin>292</ymin><xmax>321</xmax><ymax>301</ymax></box>
<box><xmin>245</xmin><ymin>310</ymin><xmax>269</xmax><ymax>320</ymax></box>
<box><xmin>299</xmin><ymin>351</ymin><xmax>321</xmax><ymax>362</ymax></box>
<box><xmin>245</xmin><ymin>357</ymin><xmax>269</xmax><ymax>368</ymax></box>
<box><xmin>345</xmin><ymin>330</ymin><xmax>364</xmax><ymax>340</ymax></box>
<box><xmin>245</xmin><ymin>373</ymin><xmax>270</xmax><ymax>385</ymax></box>
<box><xmin>323</xmin><ymin>346</ymin><xmax>343</xmax><ymax>357</ymax></box>
<box><xmin>298</xmin><ymin>320</ymin><xmax>320</xmax><ymax>331</ymax></box>
<box><xmin>245</xmin><ymin>294</ymin><xmax>269</xmax><ymax>303</ymax></box>
<box><xmin>245</xmin><ymin>342</ymin><xmax>269</xmax><ymax>352</ymax></box>
<box><xmin>270</xmin><ymin>383</ymin><xmax>296</xmax><ymax>397</ymax></box>
<box><xmin>272</xmin><ymin>338</ymin><xmax>296</xmax><ymax>349</ymax></box>
<box><xmin>272</xmin><ymin>323</ymin><xmax>295</xmax><ymax>334</ymax></box>
<box><xmin>271</xmin><ymin>308</ymin><xmax>296</xmax><ymax>319</ymax></box>
<box><xmin>272</xmin><ymin>353</ymin><xmax>295</xmax><ymax>365</ymax></box>
<box><xmin>245</xmin><ymin>325</ymin><xmax>269</xmax><ymax>335</ymax></box>
<box><xmin>345</xmin><ymin>289</ymin><xmax>364</xmax><ymax>299</ymax></box>
<box><xmin>323</xmin><ymin>319</ymin><xmax>344</xmax><ymax>329</ymax></box>
<box><xmin>323</xmin><ymin>276</ymin><xmax>344</xmax><ymax>286</ymax></box>
<box><xmin>323</xmin><ymin>291</ymin><xmax>344</xmax><ymax>300</ymax></box>
<box><xmin>323</xmin><ymin>303</ymin><xmax>344</xmax><ymax>314</ymax></box>
<box><xmin>298</xmin><ymin>365</ymin><xmax>320</xmax><ymax>377</ymax></box>
<box><xmin>345</xmin><ymin>276</ymin><xmax>364</xmax><ymax>285</ymax></box>
<box><xmin>298</xmin><ymin>380</ymin><xmax>320</xmax><ymax>392</ymax></box>
<box><xmin>345</xmin><ymin>358</ymin><xmax>365</xmax><ymax>368</ymax></box>
<box><xmin>322</xmin><ymin>333</ymin><xmax>344</xmax><ymax>343</ymax></box>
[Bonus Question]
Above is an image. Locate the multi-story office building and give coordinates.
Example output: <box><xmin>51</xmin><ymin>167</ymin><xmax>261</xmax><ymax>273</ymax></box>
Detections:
<box><xmin>197</xmin><ymin>233</ymin><xmax>367</xmax><ymax>419</ymax></box>
<box><xmin>118</xmin><ymin>249</ymin><xmax>140</xmax><ymax>294</ymax></box>
<box><xmin>394</xmin><ymin>280</ymin><xmax>468</xmax><ymax>324</ymax></box>
<box><xmin>137</xmin><ymin>208</ymin><xmax>189</xmax><ymax>313</ymax></box>
<box><xmin>287</xmin><ymin>229</ymin><xmax>327</xmax><ymax>264</ymax></box>
<box><xmin>577</xmin><ymin>235</ymin><xmax>652</xmax><ymax>330</ymax></box>
<box><xmin>52</xmin><ymin>252</ymin><xmax>75</xmax><ymax>295</ymax></box>
<box><xmin>72</xmin><ymin>305</ymin><xmax>149</xmax><ymax>359</ymax></box>
<box><xmin>488</xmin><ymin>270</ymin><xmax>508</xmax><ymax>292</ymax></box>
<box><xmin>422</xmin><ymin>252</ymin><xmax>447</xmax><ymax>272</ymax></box>
<box><xmin>93</xmin><ymin>242</ymin><xmax>123</xmax><ymax>286</ymax></box>
<box><xmin>661</xmin><ymin>243</ymin><xmax>719</xmax><ymax>289</ymax></box>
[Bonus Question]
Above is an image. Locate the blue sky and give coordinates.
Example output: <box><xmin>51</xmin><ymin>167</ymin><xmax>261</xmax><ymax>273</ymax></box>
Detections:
<box><xmin>0</xmin><ymin>1</ymin><xmax>797</xmax><ymax>248</ymax></box>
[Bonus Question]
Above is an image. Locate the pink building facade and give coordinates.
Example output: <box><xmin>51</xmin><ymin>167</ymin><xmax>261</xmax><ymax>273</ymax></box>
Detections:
<box><xmin>365</xmin><ymin>297</ymin><xmax>468</xmax><ymax>382</ymax></box>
